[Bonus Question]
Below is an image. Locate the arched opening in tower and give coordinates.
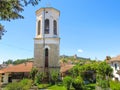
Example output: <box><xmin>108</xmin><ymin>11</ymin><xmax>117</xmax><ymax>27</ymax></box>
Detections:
<box><xmin>53</xmin><ymin>20</ymin><xmax>57</xmax><ymax>35</ymax></box>
<box><xmin>45</xmin><ymin>48</ymin><xmax>48</xmax><ymax>67</ymax></box>
<box><xmin>45</xmin><ymin>19</ymin><xmax>49</xmax><ymax>34</ymax></box>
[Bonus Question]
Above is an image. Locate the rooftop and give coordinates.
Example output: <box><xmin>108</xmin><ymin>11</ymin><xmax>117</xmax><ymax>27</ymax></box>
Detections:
<box><xmin>0</xmin><ymin>62</ymin><xmax>74</xmax><ymax>74</ymax></box>
<box><xmin>0</xmin><ymin>62</ymin><xmax>33</xmax><ymax>73</ymax></box>
<box><xmin>110</xmin><ymin>55</ymin><xmax>120</xmax><ymax>62</ymax></box>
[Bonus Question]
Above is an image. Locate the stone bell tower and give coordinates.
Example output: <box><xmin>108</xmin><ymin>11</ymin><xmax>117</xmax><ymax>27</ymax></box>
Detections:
<box><xmin>34</xmin><ymin>7</ymin><xmax>60</xmax><ymax>74</ymax></box>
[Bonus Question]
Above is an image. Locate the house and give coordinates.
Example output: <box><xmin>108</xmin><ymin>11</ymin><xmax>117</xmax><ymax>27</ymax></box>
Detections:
<box><xmin>0</xmin><ymin>61</ymin><xmax>33</xmax><ymax>84</ymax></box>
<box><xmin>0</xmin><ymin>60</ymin><xmax>74</xmax><ymax>84</ymax></box>
<box><xmin>0</xmin><ymin>63</ymin><xmax>8</xmax><ymax>69</ymax></box>
<box><xmin>108</xmin><ymin>55</ymin><xmax>120</xmax><ymax>81</ymax></box>
<box><xmin>60</xmin><ymin>64</ymin><xmax>74</xmax><ymax>78</ymax></box>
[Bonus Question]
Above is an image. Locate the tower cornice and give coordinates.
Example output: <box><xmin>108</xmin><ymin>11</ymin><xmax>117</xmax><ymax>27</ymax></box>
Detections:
<box><xmin>36</xmin><ymin>7</ymin><xmax>60</xmax><ymax>16</ymax></box>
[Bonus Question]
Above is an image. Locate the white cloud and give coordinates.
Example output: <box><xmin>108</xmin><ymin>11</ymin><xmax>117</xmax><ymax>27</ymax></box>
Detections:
<box><xmin>78</xmin><ymin>49</ymin><xmax>83</xmax><ymax>53</ymax></box>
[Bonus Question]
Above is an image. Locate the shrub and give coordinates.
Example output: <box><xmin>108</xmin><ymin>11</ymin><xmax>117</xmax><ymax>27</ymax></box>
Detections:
<box><xmin>35</xmin><ymin>72</ymin><xmax>44</xmax><ymax>85</ymax></box>
<box><xmin>30</xmin><ymin>67</ymin><xmax>38</xmax><ymax>81</ymax></box>
<box><xmin>5</xmin><ymin>82</ymin><xmax>21</xmax><ymax>90</ymax></box>
<box><xmin>5</xmin><ymin>79</ymin><xmax>32</xmax><ymax>90</ymax></box>
<box><xmin>72</xmin><ymin>76</ymin><xmax>84</xmax><ymax>90</ymax></box>
<box><xmin>50</xmin><ymin>70</ymin><xmax>59</xmax><ymax>85</ymax></box>
<box><xmin>20</xmin><ymin>79</ymin><xmax>32</xmax><ymax>90</ymax></box>
<box><xmin>63</xmin><ymin>76</ymin><xmax>72</xmax><ymax>90</ymax></box>
<box><xmin>96</xmin><ymin>79</ymin><xmax>110</xmax><ymax>89</ymax></box>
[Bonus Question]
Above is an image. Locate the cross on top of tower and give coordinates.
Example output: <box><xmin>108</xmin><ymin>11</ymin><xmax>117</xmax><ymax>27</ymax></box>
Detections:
<box><xmin>45</xmin><ymin>0</ymin><xmax>51</xmax><ymax>7</ymax></box>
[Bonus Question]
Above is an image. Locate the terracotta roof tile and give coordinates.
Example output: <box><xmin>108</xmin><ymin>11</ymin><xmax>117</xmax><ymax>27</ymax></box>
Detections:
<box><xmin>60</xmin><ymin>64</ymin><xmax>74</xmax><ymax>73</ymax></box>
<box><xmin>0</xmin><ymin>70</ymin><xmax>4</xmax><ymax>74</ymax></box>
<box><xmin>0</xmin><ymin>62</ymin><xmax>33</xmax><ymax>73</ymax></box>
<box><xmin>110</xmin><ymin>55</ymin><xmax>120</xmax><ymax>62</ymax></box>
<box><xmin>0</xmin><ymin>62</ymin><xmax>74</xmax><ymax>74</ymax></box>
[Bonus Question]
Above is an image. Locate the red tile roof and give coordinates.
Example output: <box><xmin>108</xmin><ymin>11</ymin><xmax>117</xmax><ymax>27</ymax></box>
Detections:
<box><xmin>0</xmin><ymin>62</ymin><xmax>74</xmax><ymax>74</ymax></box>
<box><xmin>60</xmin><ymin>64</ymin><xmax>74</xmax><ymax>73</ymax></box>
<box><xmin>0</xmin><ymin>62</ymin><xmax>33</xmax><ymax>73</ymax></box>
<box><xmin>110</xmin><ymin>55</ymin><xmax>120</xmax><ymax>62</ymax></box>
<box><xmin>0</xmin><ymin>70</ymin><xmax>4</xmax><ymax>74</ymax></box>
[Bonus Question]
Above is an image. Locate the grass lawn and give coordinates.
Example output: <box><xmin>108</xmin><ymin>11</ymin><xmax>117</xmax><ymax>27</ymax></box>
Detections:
<box><xmin>85</xmin><ymin>83</ymin><xmax>96</xmax><ymax>90</ymax></box>
<box><xmin>38</xmin><ymin>83</ymin><xmax>74</xmax><ymax>90</ymax></box>
<box><xmin>37</xmin><ymin>83</ymin><xmax>96</xmax><ymax>90</ymax></box>
<box><xmin>47</xmin><ymin>85</ymin><xmax>66</xmax><ymax>90</ymax></box>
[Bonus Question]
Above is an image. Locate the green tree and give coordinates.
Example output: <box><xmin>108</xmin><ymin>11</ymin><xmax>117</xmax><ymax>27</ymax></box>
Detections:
<box><xmin>63</xmin><ymin>76</ymin><xmax>72</xmax><ymax>90</ymax></box>
<box><xmin>70</xmin><ymin>65</ymin><xmax>80</xmax><ymax>77</ymax></box>
<box><xmin>61</xmin><ymin>58</ymin><xmax>67</xmax><ymax>65</ymax></box>
<box><xmin>30</xmin><ymin>67</ymin><xmax>38</xmax><ymax>81</ymax></box>
<box><xmin>96</xmin><ymin>61</ymin><xmax>113</xmax><ymax>88</ymax></box>
<box><xmin>97</xmin><ymin>61</ymin><xmax>113</xmax><ymax>79</ymax></box>
<box><xmin>35</xmin><ymin>72</ymin><xmax>44</xmax><ymax>85</ymax></box>
<box><xmin>0</xmin><ymin>24</ymin><xmax>6</xmax><ymax>39</ymax></box>
<box><xmin>4</xmin><ymin>59</ymin><xmax>13</xmax><ymax>64</ymax></box>
<box><xmin>72</xmin><ymin>76</ymin><xmax>84</xmax><ymax>90</ymax></box>
<box><xmin>50</xmin><ymin>70</ymin><xmax>59</xmax><ymax>85</ymax></box>
<box><xmin>0</xmin><ymin>0</ymin><xmax>40</xmax><ymax>39</ymax></box>
<box><xmin>70</xmin><ymin>62</ymin><xmax>98</xmax><ymax>78</ymax></box>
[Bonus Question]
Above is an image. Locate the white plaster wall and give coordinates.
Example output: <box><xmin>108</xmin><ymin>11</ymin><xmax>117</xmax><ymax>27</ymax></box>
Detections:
<box><xmin>34</xmin><ymin>38</ymin><xmax>60</xmax><ymax>45</ymax></box>
<box><xmin>111</xmin><ymin>62</ymin><xmax>120</xmax><ymax>81</ymax></box>
<box><xmin>35</xmin><ymin>8</ymin><xmax>60</xmax><ymax>38</ymax></box>
<box><xmin>3</xmin><ymin>73</ymin><xmax>9</xmax><ymax>84</ymax></box>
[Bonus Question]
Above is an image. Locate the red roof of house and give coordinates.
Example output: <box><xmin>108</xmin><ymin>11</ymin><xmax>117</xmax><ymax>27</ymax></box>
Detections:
<box><xmin>0</xmin><ymin>70</ymin><xmax>4</xmax><ymax>74</ymax></box>
<box><xmin>60</xmin><ymin>64</ymin><xmax>74</xmax><ymax>73</ymax></box>
<box><xmin>0</xmin><ymin>62</ymin><xmax>33</xmax><ymax>73</ymax></box>
<box><xmin>110</xmin><ymin>55</ymin><xmax>120</xmax><ymax>62</ymax></box>
<box><xmin>0</xmin><ymin>61</ymin><xmax>74</xmax><ymax>74</ymax></box>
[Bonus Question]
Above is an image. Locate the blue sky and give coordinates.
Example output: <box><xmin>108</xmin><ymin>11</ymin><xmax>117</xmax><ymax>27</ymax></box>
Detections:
<box><xmin>0</xmin><ymin>0</ymin><xmax>120</xmax><ymax>63</ymax></box>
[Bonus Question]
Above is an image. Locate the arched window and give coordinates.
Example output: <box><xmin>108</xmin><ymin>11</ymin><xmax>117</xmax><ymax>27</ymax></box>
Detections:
<box><xmin>45</xmin><ymin>19</ymin><xmax>49</xmax><ymax>34</ymax></box>
<box><xmin>38</xmin><ymin>20</ymin><xmax>41</xmax><ymax>35</ymax></box>
<box><xmin>45</xmin><ymin>48</ymin><xmax>48</xmax><ymax>67</ymax></box>
<box><xmin>53</xmin><ymin>20</ymin><xmax>57</xmax><ymax>35</ymax></box>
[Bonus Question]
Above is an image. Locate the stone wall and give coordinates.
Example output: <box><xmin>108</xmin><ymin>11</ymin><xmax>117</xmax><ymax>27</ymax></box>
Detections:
<box><xmin>34</xmin><ymin>43</ymin><xmax>60</xmax><ymax>71</ymax></box>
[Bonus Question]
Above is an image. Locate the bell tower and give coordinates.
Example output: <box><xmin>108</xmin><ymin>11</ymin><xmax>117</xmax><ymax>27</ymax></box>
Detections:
<box><xmin>34</xmin><ymin>7</ymin><xmax>60</xmax><ymax>74</ymax></box>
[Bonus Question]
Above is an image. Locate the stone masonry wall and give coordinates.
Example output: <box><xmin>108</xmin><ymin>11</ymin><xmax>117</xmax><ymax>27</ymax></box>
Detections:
<box><xmin>34</xmin><ymin>43</ymin><xmax>60</xmax><ymax>70</ymax></box>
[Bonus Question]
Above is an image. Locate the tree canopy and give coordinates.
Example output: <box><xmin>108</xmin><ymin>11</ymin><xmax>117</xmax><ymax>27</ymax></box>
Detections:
<box><xmin>0</xmin><ymin>0</ymin><xmax>41</xmax><ymax>39</ymax></box>
<box><xmin>3</xmin><ymin>58</ymin><xmax>33</xmax><ymax>65</ymax></box>
<box><xmin>0</xmin><ymin>23</ymin><xmax>5</xmax><ymax>39</ymax></box>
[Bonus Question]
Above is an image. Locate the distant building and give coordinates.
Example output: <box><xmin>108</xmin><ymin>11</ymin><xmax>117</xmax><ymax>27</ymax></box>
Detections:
<box><xmin>108</xmin><ymin>55</ymin><xmax>120</xmax><ymax>81</ymax></box>
<box><xmin>0</xmin><ymin>63</ymin><xmax>7</xmax><ymax>69</ymax></box>
<box><xmin>74</xmin><ymin>54</ymin><xmax>77</xmax><ymax>59</ymax></box>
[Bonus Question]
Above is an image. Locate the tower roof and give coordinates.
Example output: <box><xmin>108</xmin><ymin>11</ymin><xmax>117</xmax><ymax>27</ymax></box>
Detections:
<box><xmin>36</xmin><ymin>7</ymin><xmax>60</xmax><ymax>16</ymax></box>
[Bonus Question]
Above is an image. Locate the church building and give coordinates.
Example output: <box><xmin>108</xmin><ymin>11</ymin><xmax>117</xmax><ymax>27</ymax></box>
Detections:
<box><xmin>34</xmin><ymin>7</ymin><xmax>60</xmax><ymax>75</ymax></box>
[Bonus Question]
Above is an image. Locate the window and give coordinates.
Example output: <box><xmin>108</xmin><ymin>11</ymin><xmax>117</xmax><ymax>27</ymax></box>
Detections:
<box><xmin>53</xmin><ymin>20</ymin><xmax>57</xmax><ymax>35</ymax></box>
<box><xmin>45</xmin><ymin>48</ymin><xmax>48</xmax><ymax>67</ymax></box>
<box><xmin>45</xmin><ymin>19</ymin><xmax>49</xmax><ymax>34</ymax></box>
<box><xmin>38</xmin><ymin>20</ymin><xmax>41</xmax><ymax>35</ymax></box>
<box><xmin>115</xmin><ymin>63</ymin><xmax>117</xmax><ymax>70</ymax></box>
